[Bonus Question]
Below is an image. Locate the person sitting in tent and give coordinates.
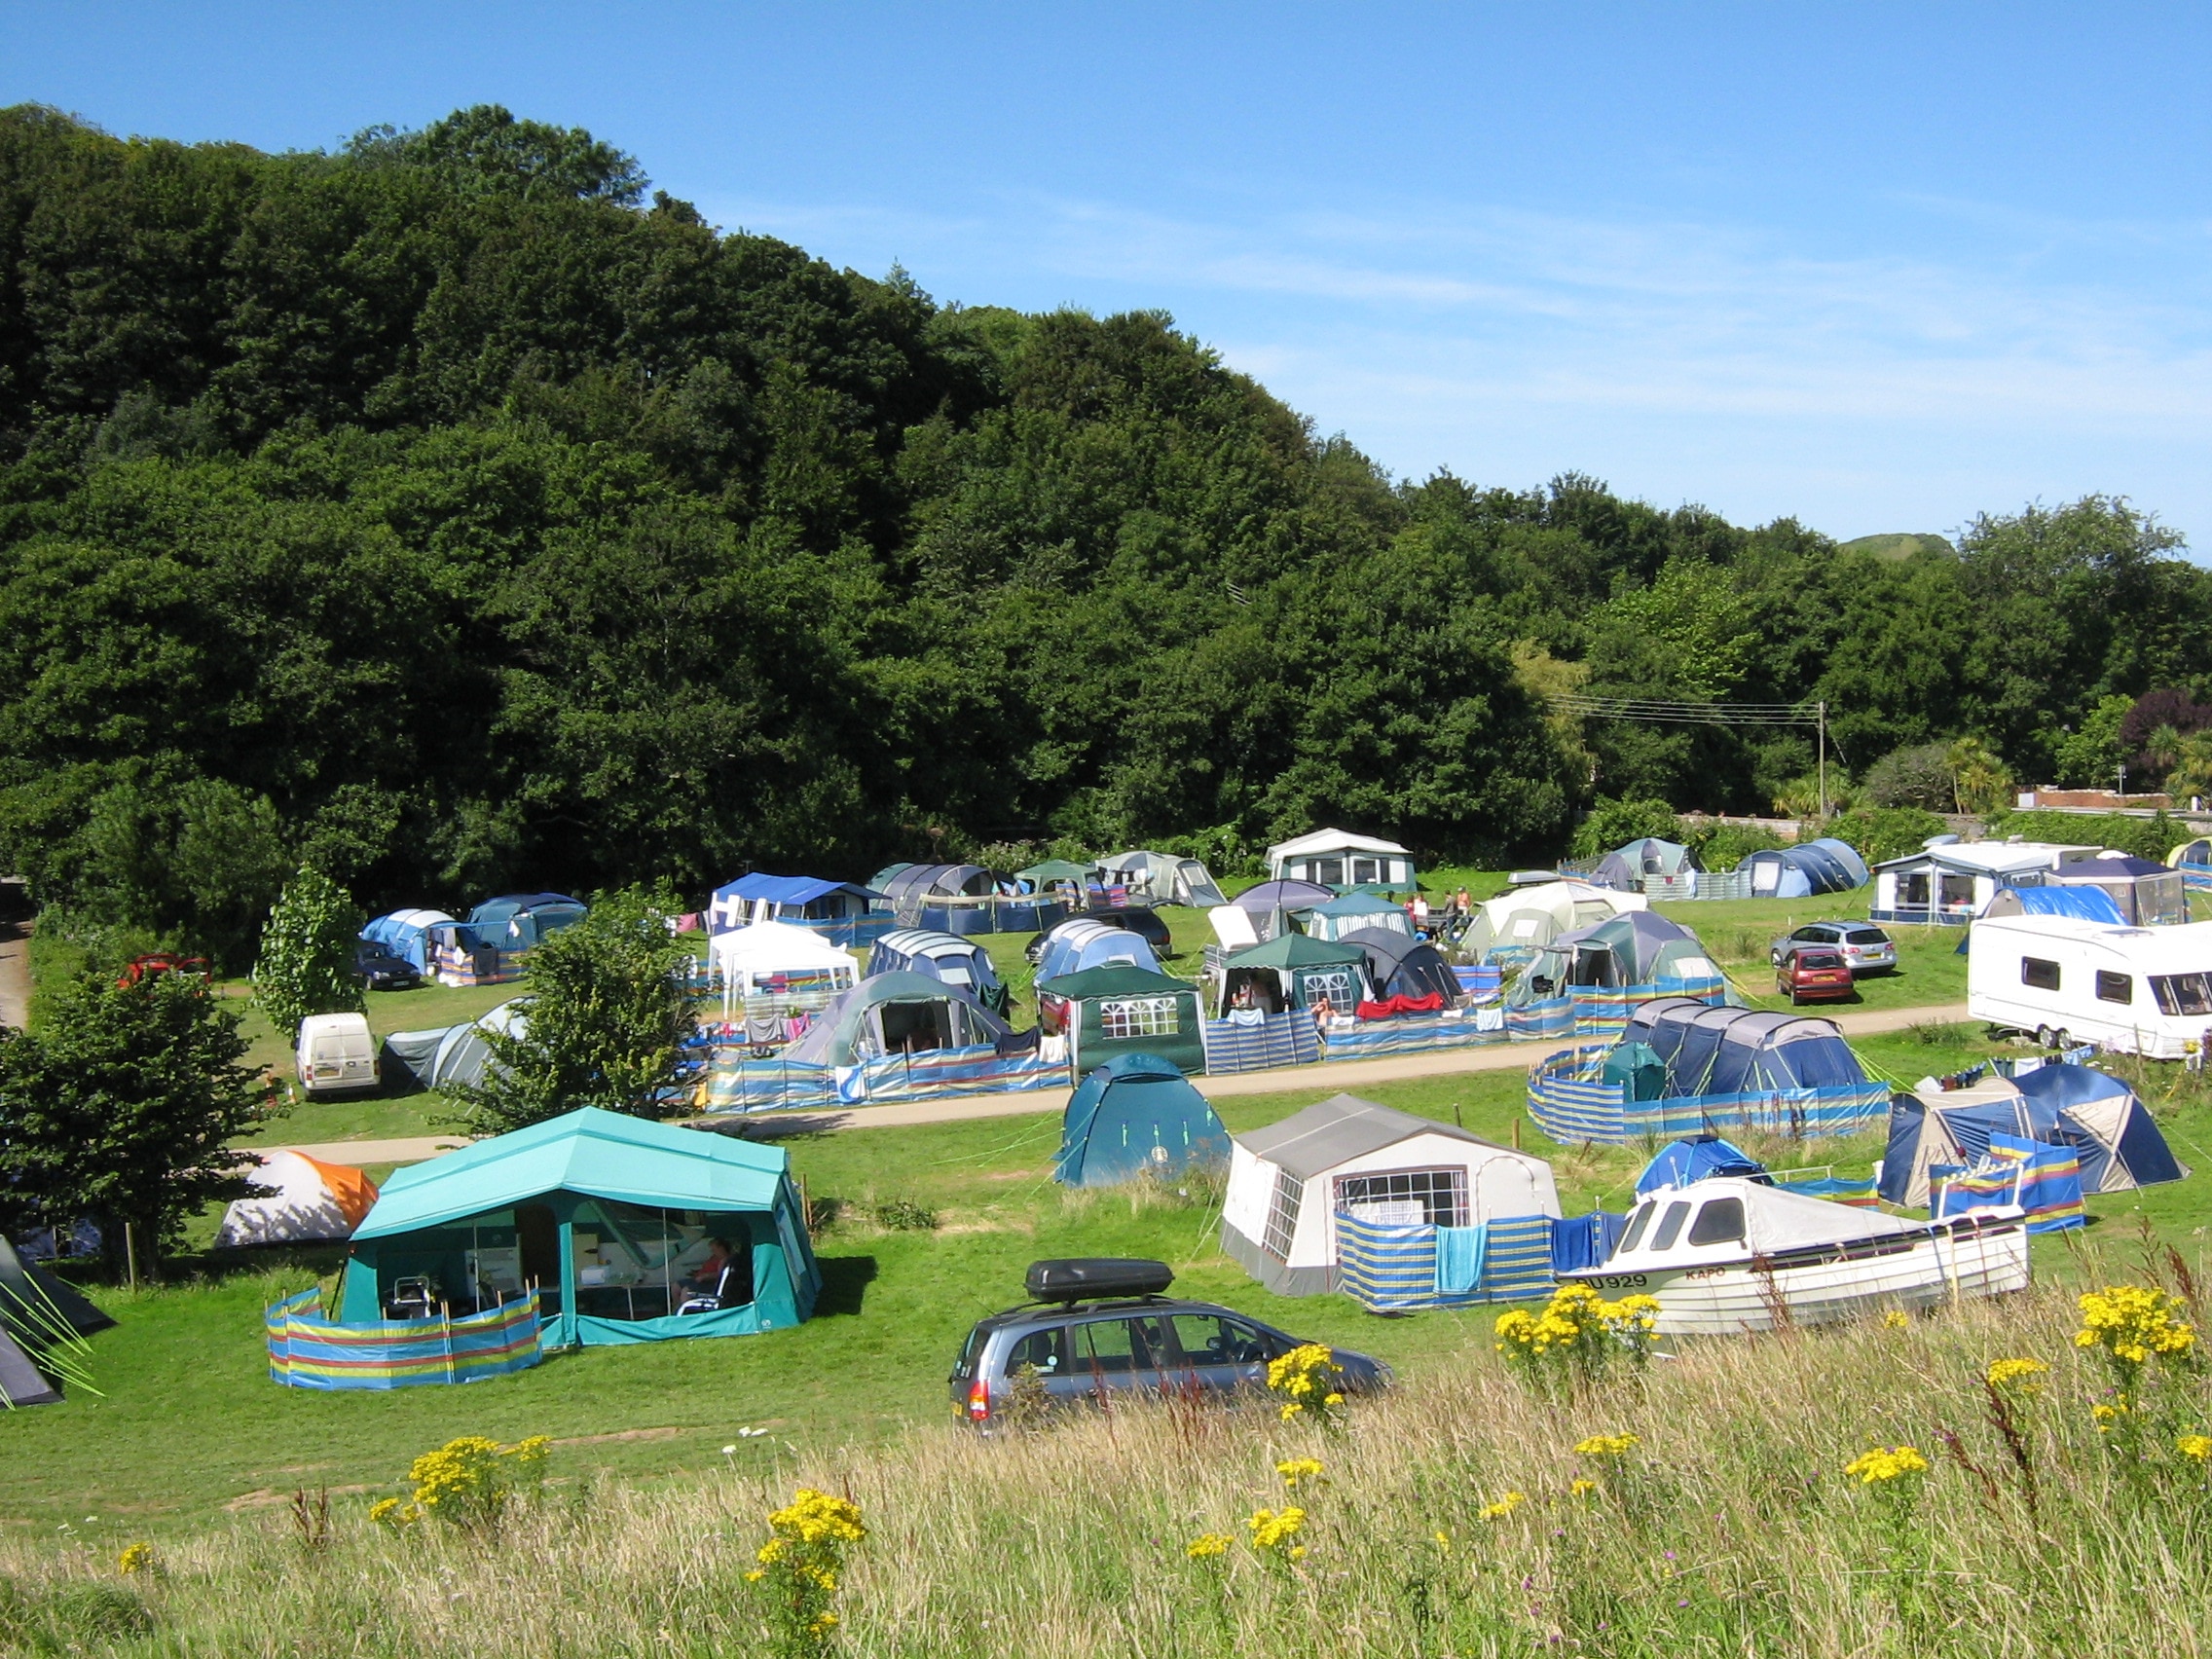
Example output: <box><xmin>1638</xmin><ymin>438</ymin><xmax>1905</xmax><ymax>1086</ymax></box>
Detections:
<box><xmin>682</xmin><ymin>1238</ymin><xmax>740</xmax><ymax>1300</ymax></box>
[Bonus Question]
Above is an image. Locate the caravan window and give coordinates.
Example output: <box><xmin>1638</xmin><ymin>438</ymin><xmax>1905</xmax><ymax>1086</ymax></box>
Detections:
<box><xmin>2095</xmin><ymin>971</ymin><xmax>2133</xmax><ymax>1006</ymax></box>
<box><xmin>1685</xmin><ymin>1198</ymin><xmax>1746</xmax><ymax>1246</ymax></box>
<box><xmin>1332</xmin><ymin>1167</ymin><xmax>1469</xmax><ymax>1228</ymax></box>
<box><xmin>2152</xmin><ymin>973</ymin><xmax>2212</xmax><ymax>1016</ymax></box>
<box><xmin>2020</xmin><ymin>957</ymin><xmax>2061</xmax><ymax>992</ymax></box>
<box><xmin>1262</xmin><ymin>1172</ymin><xmax>1305</xmax><ymax>1260</ymax></box>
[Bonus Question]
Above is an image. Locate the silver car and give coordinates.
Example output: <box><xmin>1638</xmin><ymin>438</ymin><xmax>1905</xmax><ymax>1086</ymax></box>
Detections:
<box><xmin>1770</xmin><ymin>922</ymin><xmax>1896</xmax><ymax>977</ymax></box>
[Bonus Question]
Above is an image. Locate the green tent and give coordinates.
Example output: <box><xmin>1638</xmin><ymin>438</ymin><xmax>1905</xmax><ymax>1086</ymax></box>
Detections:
<box><xmin>1221</xmin><ymin>933</ymin><xmax>1371</xmax><ymax>1015</ymax></box>
<box><xmin>1036</xmin><ymin>963</ymin><xmax>1206</xmax><ymax>1074</ymax></box>
<box><xmin>341</xmin><ymin>1108</ymin><xmax>820</xmax><ymax>1348</ymax></box>
<box><xmin>1016</xmin><ymin>857</ymin><xmax>1099</xmax><ymax>894</ymax></box>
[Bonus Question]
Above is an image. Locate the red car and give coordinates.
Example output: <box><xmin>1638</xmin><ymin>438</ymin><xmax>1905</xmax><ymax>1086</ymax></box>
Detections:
<box><xmin>117</xmin><ymin>953</ymin><xmax>211</xmax><ymax>989</ymax></box>
<box><xmin>1778</xmin><ymin>948</ymin><xmax>1855</xmax><ymax>1005</ymax></box>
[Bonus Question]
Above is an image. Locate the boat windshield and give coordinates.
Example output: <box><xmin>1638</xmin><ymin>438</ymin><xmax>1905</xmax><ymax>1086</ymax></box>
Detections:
<box><xmin>2151</xmin><ymin>973</ymin><xmax>2212</xmax><ymax>1017</ymax></box>
<box><xmin>1649</xmin><ymin>1200</ymin><xmax>1692</xmax><ymax>1252</ymax></box>
<box><xmin>1686</xmin><ymin>1197</ymin><xmax>1746</xmax><ymax>1246</ymax></box>
<box><xmin>1616</xmin><ymin>1202</ymin><xmax>1655</xmax><ymax>1254</ymax></box>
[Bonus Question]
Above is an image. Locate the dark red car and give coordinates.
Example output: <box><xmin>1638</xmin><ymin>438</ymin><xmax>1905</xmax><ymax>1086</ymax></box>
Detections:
<box><xmin>1778</xmin><ymin>948</ymin><xmax>1855</xmax><ymax>1005</ymax></box>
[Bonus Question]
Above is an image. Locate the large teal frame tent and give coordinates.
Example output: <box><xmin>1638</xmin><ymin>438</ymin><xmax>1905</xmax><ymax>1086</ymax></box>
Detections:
<box><xmin>341</xmin><ymin>1109</ymin><xmax>821</xmax><ymax>1348</ymax></box>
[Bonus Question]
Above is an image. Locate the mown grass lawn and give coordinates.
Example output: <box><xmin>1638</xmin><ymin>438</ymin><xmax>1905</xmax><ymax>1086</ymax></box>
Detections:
<box><xmin>7</xmin><ymin>1018</ymin><xmax>2206</xmax><ymax>1540</ymax></box>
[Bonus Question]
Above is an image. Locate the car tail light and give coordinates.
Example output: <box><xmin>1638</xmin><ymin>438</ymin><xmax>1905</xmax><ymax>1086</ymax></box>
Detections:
<box><xmin>967</xmin><ymin>1378</ymin><xmax>990</xmax><ymax>1421</ymax></box>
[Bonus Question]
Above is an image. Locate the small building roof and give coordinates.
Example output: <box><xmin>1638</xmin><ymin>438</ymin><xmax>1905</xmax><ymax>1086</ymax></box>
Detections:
<box><xmin>1237</xmin><ymin>1094</ymin><xmax>1512</xmax><ymax>1181</ymax></box>
<box><xmin>353</xmin><ymin>1108</ymin><xmax>788</xmax><ymax>1239</ymax></box>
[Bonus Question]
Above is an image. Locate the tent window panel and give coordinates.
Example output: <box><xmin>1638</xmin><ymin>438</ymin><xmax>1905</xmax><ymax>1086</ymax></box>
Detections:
<box><xmin>1298</xmin><ymin>968</ymin><xmax>1357</xmax><ymax>1010</ymax></box>
<box><xmin>1352</xmin><ymin>858</ymin><xmax>1379</xmax><ymax>885</ymax></box>
<box><xmin>2095</xmin><ymin>971</ymin><xmax>2133</xmax><ymax>1006</ymax></box>
<box><xmin>2020</xmin><ymin>957</ymin><xmax>2062</xmax><ymax>993</ymax></box>
<box><xmin>2151</xmin><ymin>973</ymin><xmax>2212</xmax><ymax>1016</ymax></box>
<box><xmin>1315</xmin><ymin>859</ymin><xmax>1345</xmax><ymax>886</ymax></box>
<box><xmin>1650</xmin><ymin>1200</ymin><xmax>1692</xmax><ymax>1252</ymax></box>
<box><xmin>1100</xmin><ymin>996</ymin><xmax>1182</xmax><ymax>1039</ymax></box>
<box><xmin>1332</xmin><ymin>1167</ymin><xmax>1468</xmax><ymax>1228</ymax></box>
<box><xmin>878</xmin><ymin>1001</ymin><xmax>954</xmax><ymax>1054</ymax></box>
<box><xmin>1262</xmin><ymin>1172</ymin><xmax>1305</xmax><ymax>1260</ymax></box>
<box><xmin>1899</xmin><ymin>872</ymin><xmax>1932</xmax><ymax>907</ymax></box>
<box><xmin>1939</xmin><ymin>874</ymin><xmax>1976</xmax><ymax>907</ymax></box>
<box><xmin>1685</xmin><ymin>1198</ymin><xmax>1746</xmax><ymax>1246</ymax></box>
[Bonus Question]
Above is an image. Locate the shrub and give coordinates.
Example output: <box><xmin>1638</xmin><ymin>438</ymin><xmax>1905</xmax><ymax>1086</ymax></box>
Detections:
<box><xmin>868</xmin><ymin>1198</ymin><xmax>938</xmax><ymax>1232</ymax></box>
<box><xmin>1864</xmin><ymin>743</ymin><xmax>1956</xmax><ymax>810</ymax></box>
<box><xmin>1825</xmin><ymin>806</ymin><xmax>1948</xmax><ymax>864</ymax></box>
<box><xmin>1685</xmin><ymin>823</ymin><xmax>1786</xmax><ymax>871</ymax></box>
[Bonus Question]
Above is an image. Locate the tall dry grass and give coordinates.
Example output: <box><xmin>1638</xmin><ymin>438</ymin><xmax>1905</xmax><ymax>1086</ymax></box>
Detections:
<box><xmin>5</xmin><ymin>1272</ymin><xmax>2209</xmax><ymax>1657</ymax></box>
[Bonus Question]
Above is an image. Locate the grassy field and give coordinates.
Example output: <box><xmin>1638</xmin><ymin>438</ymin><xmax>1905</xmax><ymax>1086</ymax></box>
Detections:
<box><xmin>7</xmin><ymin>1015</ymin><xmax>2208</xmax><ymax>1544</ymax></box>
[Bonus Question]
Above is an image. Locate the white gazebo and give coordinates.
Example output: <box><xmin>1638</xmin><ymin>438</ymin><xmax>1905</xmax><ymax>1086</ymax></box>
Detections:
<box><xmin>708</xmin><ymin>921</ymin><xmax>860</xmax><ymax>1016</ymax></box>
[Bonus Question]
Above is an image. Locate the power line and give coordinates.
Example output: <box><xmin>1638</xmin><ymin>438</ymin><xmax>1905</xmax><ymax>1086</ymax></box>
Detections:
<box><xmin>1550</xmin><ymin>693</ymin><xmax>1835</xmax><ymax>816</ymax></box>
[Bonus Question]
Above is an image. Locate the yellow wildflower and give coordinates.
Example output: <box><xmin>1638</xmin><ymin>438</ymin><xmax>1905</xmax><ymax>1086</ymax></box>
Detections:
<box><xmin>1569</xmin><ymin>1478</ymin><xmax>1598</xmax><ymax>1497</ymax></box>
<box><xmin>2076</xmin><ymin>1286</ymin><xmax>2195</xmax><ymax>1369</ymax></box>
<box><xmin>743</xmin><ymin>1569</ymin><xmax>765</xmax><ymax>1583</ymax></box>
<box><xmin>1247</xmin><ymin>1505</ymin><xmax>1308</xmax><ymax>1561</ymax></box>
<box><xmin>1984</xmin><ymin>1357</ymin><xmax>2046</xmax><ymax>1392</ymax></box>
<box><xmin>2178</xmin><ymin>1434</ymin><xmax>2212</xmax><ymax>1461</ymax></box>
<box><xmin>1186</xmin><ymin>1532</ymin><xmax>1233</xmax><ymax>1560</ymax></box>
<box><xmin>1843</xmin><ymin>1446</ymin><xmax>1930</xmax><ymax>1485</ymax></box>
<box><xmin>1275</xmin><ymin>1457</ymin><xmax>1325</xmax><ymax>1491</ymax></box>
<box><xmin>116</xmin><ymin>1542</ymin><xmax>156</xmax><ymax>1576</ymax></box>
<box><xmin>1881</xmin><ymin>1309</ymin><xmax>1910</xmax><ymax>1330</ymax></box>
<box><xmin>1432</xmin><ymin>1530</ymin><xmax>1453</xmax><ymax>1551</ymax></box>
<box><xmin>1572</xmin><ymin>1432</ymin><xmax>1640</xmax><ymax>1457</ymax></box>
<box><xmin>1479</xmin><ymin>1491</ymin><xmax>1528</xmax><ymax>1520</ymax></box>
<box><xmin>2093</xmin><ymin>1402</ymin><xmax>2125</xmax><ymax>1428</ymax></box>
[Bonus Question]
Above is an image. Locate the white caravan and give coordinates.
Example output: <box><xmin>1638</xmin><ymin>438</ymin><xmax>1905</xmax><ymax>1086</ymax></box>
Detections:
<box><xmin>1966</xmin><ymin>914</ymin><xmax>2212</xmax><ymax>1058</ymax></box>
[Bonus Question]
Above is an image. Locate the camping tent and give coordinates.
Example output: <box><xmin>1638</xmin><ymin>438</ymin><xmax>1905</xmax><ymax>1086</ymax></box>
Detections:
<box><xmin>1588</xmin><ymin>838</ymin><xmax>1697</xmax><ymax>894</ymax></box>
<box><xmin>466</xmin><ymin>894</ymin><xmax>588</xmax><ymax>950</ymax></box>
<box><xmin>866</xmin><ymin>928</ymin><xmax>1005</xmax><ymax>1013</ymax></box>
<box><xmin>1507</xmin><ymin>912</ymin><xmax>1715</xmax><ymax>1005</ymax></box>
<box><xmin>709</xmin><ymin>921</ymin><xmax>860</xmax><ymax>1011</ymax></box>
<box><xmin>2168</xmin><ymin>838</ymin><xmax>2212</xmax><ymax>890</ymax></box>
<box><xmin>0</xmin><ymin>1233</ymin><xmax>115</xmax><ymax>1407</ymax></box>
<box><xmin>1035</xmin><ymin>917</ymin><xmax>1161</xmax><ymax>982</ymax></box>
<box><xmin>1219</xmin><ymin>1094</ymin><xmax>1561</xmax><ymax>1295</ymax></box>
<box><xmin>707</xmin><ymin>874</ymin><xmax>882</xmax><ymax>937</ymax></box>
<box><xmin>383</xmin><ymin>1002</ymin><xmax>526</xmax><ymax>1092</ymax></box>
<box><xmin>359</xmin><ymin>909</ymin><xmax>456</xmax><ymax>974</ymax></box>
<box><xmin>1098</xmin><ymin>851</ymin><xmax>1229</xmax><ymax>908</ymax></box>
<box><xmin>874</xmin><ymin>864</ymin><xmax>995</xmax><ymax>903</ymax></box>
<box><xmin>1266</xmin><ymin>830</ymin><xmax>1418</xmax><ymax>890</ymax></box>
<box><xmin>1462</xmin><ymin>880</ymin><xmax>1647</xmax><ymax>961</ymax></box>
<box><xmin>1015</xmin><ymin>858</ymin><xmax>1099</xmax><ymax>897</ymax></box>
<box><xmin>1304</xmin><ymin>892</ymin><xmax>1410</xmax><ymax>942</ymax></box>
<box><xmin>215</xmin><ymin>1152</ymin><xmax>381</xmax><ymax>1248</ymax></box>
<box><xmin>2040</xmin><ymin>854</ymin><xmax>2190</xmax><ymax>926</ymax></box>
<box><xmin>1338</xmin><ymin>927</ymin><xmax>1460</xmax><ymax>1005</ymax></box>
<box><xmin>1219</xmin><ymin>932</ymin><xmax>1371</xmax><ymax>1016</ymax></box>
<box><xmin>1036</xmin><ymin>963</ymin><xmax>1206</xmax><ymax>1073</ymax></box>
<box><xmin>1054</xmin><ymin>1055</ymin><xmax>1230</xmax><ymax>1187</ymax></box>
<box><xmin>341</xmin><ymin>1108</ymin><xmax>819</xmax><ymax>1348</ymax></box>
<box><xmin>1979</xmin><ymin>886</ymin><xmax>2127</xmax><ymax>924</ymax></box>
<box><xmin>1737</xmin><ymin>838</ymin><xmax>1869</xmax><ymax>899</ymax></box>
<box><xmin>1230</xmin><ymin>879</ymin><xmax>1337</xmax><ymax>941</ymax></box>
<box><xmin>1878</xmin><ymin>1063</ymin><xmax>2190</xmax><ymax>1207</ymax></box>
<box><xmin>1634</xmin><ymin>1134</ymin><xmax>1766</xmax><ymax>1196</ymax></box>
<box><xmin>1621</xmin><ymin>1002</ymin><xmax>1873</xmax><ymax>1098</ymax></box>
<box><xmin>783</xmin><ymin>972</ymin><xmax>1013</xmax><ymax>1066</ymax></box>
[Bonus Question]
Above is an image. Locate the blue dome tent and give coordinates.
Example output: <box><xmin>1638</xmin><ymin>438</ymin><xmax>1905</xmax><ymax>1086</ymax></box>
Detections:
<box><xmin>360</xmin><ymin>908</ymin><xmax>455</xmax><ymax>974</ymax></box>
<box><xmin>1035</xmin><ymin>917</ymin><xmax>1161</xmax><ymax>982</ymax></box>
<box><xmin>1878</xmin><ymin>1063</ymin><xmax>2190</xmax><ymax>1206</ymax></box>
<box><xmin>1738</xmin><ymin>838</ymin><xmax>1869</xmax><ymax>899</ymax></box>
<box><xmin>1634</xmin><ymin>1134</ymin><xmax>1767</xmax><ymax>1196</ymax></box>
<box><xmin>1053</xmin><ymin>1054</ymin><xmax>1229</xmax><ymax>1187</ymax></box>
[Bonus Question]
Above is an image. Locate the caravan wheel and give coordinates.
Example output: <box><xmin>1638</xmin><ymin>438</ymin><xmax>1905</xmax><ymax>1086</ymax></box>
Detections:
<box><xmin>2051</xmin><ymin>1029</ymin><xmax>2070</xmax><ymax>1051</ymax></box>
<box><xmin>2034</xmin><ymin>1025</ymin><xmax>2055</xmax><ymax>1049</ymax></box>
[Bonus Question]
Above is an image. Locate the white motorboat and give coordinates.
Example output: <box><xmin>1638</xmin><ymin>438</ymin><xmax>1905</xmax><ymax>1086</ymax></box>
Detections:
<box><xmin>1561</xmin><ymin>1176</ymin><xmax>2031</xmax><ymax>1336</ymax></box>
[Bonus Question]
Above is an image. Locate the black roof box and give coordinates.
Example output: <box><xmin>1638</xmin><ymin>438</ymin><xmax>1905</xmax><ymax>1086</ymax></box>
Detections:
<box><xmin>1024</xmin><ymin>1258</ymin><xmax>1173</xmax><ymax>1303</ymax></box>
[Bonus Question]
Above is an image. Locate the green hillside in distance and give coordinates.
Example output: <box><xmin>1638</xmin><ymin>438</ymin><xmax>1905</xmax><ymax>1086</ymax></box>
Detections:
<box><xmin>1838</xmin><ymin>532</ymin><xmax>1957</xmax><ymax>559</ymax></box>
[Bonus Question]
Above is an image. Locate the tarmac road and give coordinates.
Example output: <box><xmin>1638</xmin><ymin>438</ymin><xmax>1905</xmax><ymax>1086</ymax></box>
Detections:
<box><xmin>276</xmin><ymin>1001</ymin><xmax>1972</xmax><ymax>1165</ymax></box>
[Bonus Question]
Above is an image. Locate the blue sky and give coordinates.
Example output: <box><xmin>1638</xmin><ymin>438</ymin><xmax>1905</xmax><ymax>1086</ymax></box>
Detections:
<box><xmin>9</xmin><ymin>4</ymin><xmax>2209</xmax><ymax>545</ymax></box>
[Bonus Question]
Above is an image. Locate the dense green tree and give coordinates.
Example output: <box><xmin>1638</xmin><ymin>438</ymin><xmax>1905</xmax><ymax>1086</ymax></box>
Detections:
<box><xmin>0</xmin><ymin>968</ymin><xmax>267</xmax><ymax>1271</ymax></box>
<box><xmin>252</xmin><ymin>866</ymin><xmax>365</xmax><ymax>1040</ymax></box>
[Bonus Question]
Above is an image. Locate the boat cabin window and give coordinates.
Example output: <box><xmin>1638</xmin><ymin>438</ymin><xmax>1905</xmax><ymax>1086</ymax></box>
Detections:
<box><xmin>1616</xmin><ymin>1202</ymin><xmax>1655</xmax><ymax>1253</ymax></box>
<box><xmin>1685</xmin><ymin>1197</ymin><xmax>1747</xmax><ymax>1246</ymax></box>
<box><xmin>2020</xmin><ymin>957</ymin><xmax>2061</xmax><ymax>992</ymax></box>
<box><xmin>2095</xmin><ymin>971</ymin><xmax>2133</xmax><ymax>1006</ymax></box>
<box><xmin>1649</xmin><ymin>1199</ymin><xmax>1692</xmax><ymax>1252</ymax></box>
<box><xmin>2151</xmin><ymin>973</ymin><xmax>2212</xmax><ymax>1017</ymax></box>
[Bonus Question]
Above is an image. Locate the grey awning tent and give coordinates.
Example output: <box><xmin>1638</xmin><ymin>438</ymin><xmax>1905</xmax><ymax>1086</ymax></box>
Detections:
<box><xmin>876</xmin><ymin>864</ymin><xmax>996</xmax><ymax>902</ymax></box>
<box><xmin>783</xmin><ymin>971</ymin><xmax>1013</xmax><ymax>1066</ymax></box>
<box><xmin>1589</xmin><ymin>837</ymin><xmax>1696</xmax><ymax>892</ymax></box>
<box><xmin>382</xmin><ymin>1001</ymin><xmax>526</xmax><ymax>1091</ymax></box>
<box><xmin>1338</xmin><ymin>926</ymin><xmax>1461</xmax><ymax>1003</ymax></box>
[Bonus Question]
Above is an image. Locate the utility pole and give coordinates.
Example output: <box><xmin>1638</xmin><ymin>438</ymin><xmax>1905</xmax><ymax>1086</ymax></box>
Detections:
<box><xmin>1818</xmin><ymin>700</ymin><xmax>1827</xmax><ymax>822</ymax></box>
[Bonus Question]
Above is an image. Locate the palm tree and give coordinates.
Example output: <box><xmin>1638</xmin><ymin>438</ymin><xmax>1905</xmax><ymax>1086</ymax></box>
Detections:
<box><xmin>2166</xmin><ymin>730</ymin><xmax>2212</xmax><ymax>807</ymax></box>
<box><xmin>1944</xmin><ymin>736</ymin><xmax>2013</xmax><ymax>816</ymax></box>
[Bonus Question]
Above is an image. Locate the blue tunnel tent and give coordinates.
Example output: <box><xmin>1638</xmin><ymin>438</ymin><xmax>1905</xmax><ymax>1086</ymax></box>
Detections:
<box><xmin>1035</xmin><ymin>917</ymin><xmax>1161</xmax><ymax>982</ymax></box>
<box><xmin>340</xmin><ymin>1108</ymin><xmax>820</xmax><ymax>1347</ymax></box>
<box><xmin>1634</xmin><ymin>1133</ymin><xmax>1767</xmax><ymax>1196</ymax></box>
<box><xmin>708</xmin><ymin>874</ymin><xmax>883</xmax><ymax>939</ymax></box>
<box><xmin>782</xmin><ymin>971</ymin><xmax>1013</xmax><ymax>1066</ymax></box>
<box><xmin>1878</xmin><ymin>1063</ymin><xmax>2191</xmax><ymax>1207</ymax></box>
<box><xmin>467</xmin><ymin>894</ymin><xmax>588</xmax><ymax>951</ymax></box>
<box><xmin>360</xmin><ymin>909</ymin><xmax>455</xmax><ymax>974</ymax></box>
<box><xmin>1338</xmin><ymin>926</ymin><xmax>1461</xmax><ymax>1004</ymax></box>
<box><xmin>1588</xmin><ymin>837</ymin><xmax>1696</xmax><ymax>893</ymax></box>
<box><xmin>1054</xmin><ymin>1054</ymin><xmax>1229</xmax><ymax>1186</ymax></box>
<box><xmin>1737</xmin><ymin>838</ymin><xmax>1870</xmax><ymax>899</ymax></box>
<box><xmin>1623</xmin><ymin>1002</ymin><xmax>1873</xmax><ymax>1098</ymax></box>
<box><xmin>866</xmin><ymin>928</ymin><xmax>1008</xmax><ymax>1014</ymax></box>
<box><xmin>1304</xmin><ymin>891</ymin><xmax>1411</xmax><ymax>942</ymax></box>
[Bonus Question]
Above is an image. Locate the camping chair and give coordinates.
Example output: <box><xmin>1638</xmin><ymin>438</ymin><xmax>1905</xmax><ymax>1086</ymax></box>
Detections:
<box><xmin>385</xmin><ymin>1276</ymin><xmax>437</xmax><ymax>1320</ymax></box>
<box><xmin>676</xmin><ymin>1262</ymin><xmax>748</xmax><ymax>1316</ymax></box>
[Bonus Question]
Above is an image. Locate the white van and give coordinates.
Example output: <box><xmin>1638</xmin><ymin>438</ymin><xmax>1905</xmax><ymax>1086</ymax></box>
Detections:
<box><xmin>296</xmin><ymin>1013</ymin><xmax>381</xmax><ymax>1095</ymax></box>
<box><xmin>1967</xmin><ymin>914</ymin><xmax>2212</xmax><ymax>1058</ymax></box>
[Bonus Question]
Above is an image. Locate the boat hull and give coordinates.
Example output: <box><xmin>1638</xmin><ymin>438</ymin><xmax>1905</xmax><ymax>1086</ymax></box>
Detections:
<box><xmin>1564</xmin><ymin>1218</ymin><xmax>2031</xmax><ymax>1336</ymax></box>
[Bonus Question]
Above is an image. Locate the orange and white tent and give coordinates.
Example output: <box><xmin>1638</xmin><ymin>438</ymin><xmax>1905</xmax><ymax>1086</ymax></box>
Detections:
<box><xmin>214</xmin><ymin>1151</ymin><xmax>381</xmax><ymax>1248</ymax></box>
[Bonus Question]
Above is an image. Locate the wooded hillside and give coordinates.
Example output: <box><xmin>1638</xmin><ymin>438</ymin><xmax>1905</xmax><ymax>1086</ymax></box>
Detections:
<box><xmin>1</xmin><ymin>104</ymin><xmax>2205</xmax><ymax>958</ymax></box>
